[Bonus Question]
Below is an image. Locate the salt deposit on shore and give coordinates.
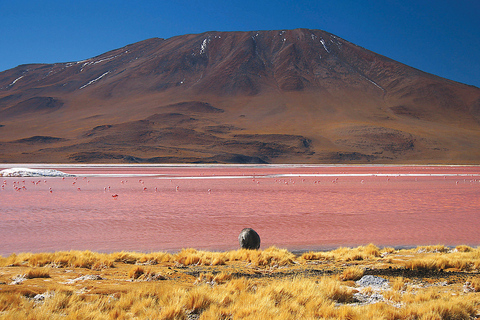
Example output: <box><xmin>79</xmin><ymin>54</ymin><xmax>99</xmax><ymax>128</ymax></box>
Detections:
<box><xmin>0</xmin><ymin>168</ymin><xmax>74</xmax><ymax>177</ymax></box>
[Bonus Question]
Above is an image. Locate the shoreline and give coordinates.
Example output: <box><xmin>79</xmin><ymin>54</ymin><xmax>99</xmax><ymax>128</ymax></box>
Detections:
<box><xmin>2</xmin><ymin>244</ymin><xmax>474</xmax><ymax>259</ymax></box>
<box><xmin>2</xmin><ymin>163</ymin><xmax>480</xmax><ymax>169</ymax></box>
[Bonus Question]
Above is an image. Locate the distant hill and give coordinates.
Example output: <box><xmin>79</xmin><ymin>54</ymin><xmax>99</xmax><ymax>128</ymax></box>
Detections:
<box><xmin>1</xmin><ymin>29</ymin><xmax>479</xmax><ymax>163</ymax></box>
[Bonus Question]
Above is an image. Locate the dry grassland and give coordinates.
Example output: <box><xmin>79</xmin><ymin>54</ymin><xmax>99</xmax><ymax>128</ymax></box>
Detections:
<box><xmin>1</xmin><ymin>245</ymin><xmax>479</xmax><ymax>319</ymax></box>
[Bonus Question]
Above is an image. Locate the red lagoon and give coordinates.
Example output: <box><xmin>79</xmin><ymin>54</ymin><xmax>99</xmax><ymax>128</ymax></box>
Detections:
<box><xmin>1</xmin><ymin>165</ymin><xmax>479</xmax><ymax>255</ymax></box>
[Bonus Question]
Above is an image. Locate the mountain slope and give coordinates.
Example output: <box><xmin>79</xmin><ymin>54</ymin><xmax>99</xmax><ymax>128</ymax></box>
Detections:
<box><xmin>1</xmin><ymin>29</ymin><xmax>480</xmax><ymax>163</ymax></box>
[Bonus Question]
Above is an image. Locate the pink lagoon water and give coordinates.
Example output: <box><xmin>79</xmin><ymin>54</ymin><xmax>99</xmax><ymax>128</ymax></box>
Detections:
<box><xmin>1</xmin><ymin>165</ymin><xmax>480</xmax><ymax>256</ymax></box>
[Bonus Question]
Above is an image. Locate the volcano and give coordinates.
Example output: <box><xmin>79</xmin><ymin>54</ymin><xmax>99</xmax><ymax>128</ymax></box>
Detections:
<box><xmin>1</xmin><ymin>29</ymin><xmax>479</xmax><ymax>164</ymax></box>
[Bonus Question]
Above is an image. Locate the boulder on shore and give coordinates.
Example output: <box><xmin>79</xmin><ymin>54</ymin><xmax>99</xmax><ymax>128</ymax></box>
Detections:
<box><xmin>238</xmin><ymin>228</ymin><xmax>260</xmax><ymax>250</ymax></box>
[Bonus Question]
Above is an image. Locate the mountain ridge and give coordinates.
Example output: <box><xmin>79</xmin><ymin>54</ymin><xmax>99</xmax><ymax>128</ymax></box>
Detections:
<box><xmin>1</xmin><ymin>29</ymin><xmax>480</xmax><ymax>164</ymax></box>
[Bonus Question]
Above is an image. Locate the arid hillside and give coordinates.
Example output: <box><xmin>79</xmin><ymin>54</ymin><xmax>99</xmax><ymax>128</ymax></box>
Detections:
<box><xmin>1</xmin><ymin>29</ymin><xmax>479</xmax><ymax>163</ymax></box>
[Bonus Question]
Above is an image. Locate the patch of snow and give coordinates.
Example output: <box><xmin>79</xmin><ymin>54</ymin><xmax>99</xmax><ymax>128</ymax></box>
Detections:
<box><xmin>93</xmin><ymin>53</ymin><xmax>123</xmax><ymax>65</ymax></box>
<box><xmin>80</xmin><ymin>61</ymin><xmax>93</xmax><ymax>72</ymax></box>
<box><xmin>329</xmin><ymin>35</ymin><xmax>343</xmax><ymax>49</ymax></box>
<box><xmin>8</xmin><ymin>75</ymin><xmax>24</xmax><ymax>87</ymax></box>
<box><xmin>0</xmin><ymin>168</ymin><xmax>75</xmax><ymax>177</ymax></box>
<box><xmin>79</xmin><ymin>71</ymin><xmax>110</xmax><ymax>89</ymax></box>
<box><xmin>360</xmin><ymin>75</ymin><xmax>385</xmax><ymax>92</ymax></box>
<box><xmin>78</xmin><ymin>54</ymin><xmax>122</xmax><ymax>72</ymax></box>
<box><xmin>320</xmin><ymin>39</ymin><xmax>330</xmax><ymax>53</ymax></box>
<box><xmin>366</xmin><ymin>78</ymin><xmax>384</xmax><ymax>91</ymax></box>
<box><xmin>93</xmin><ymin>56</ymin><xmax>116</xmax><ymax>64</ymax></box>
<box><xmin>200</xmin><ymin>38</ymin><xmax>210</xmax><ymax>55</ymax></box>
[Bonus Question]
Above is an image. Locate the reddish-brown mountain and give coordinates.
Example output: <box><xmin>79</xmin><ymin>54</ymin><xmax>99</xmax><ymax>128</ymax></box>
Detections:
<box><xmin>1</xmin><ymin>29</ymin><xmax>480</xmax><ymax>163</ymax></box>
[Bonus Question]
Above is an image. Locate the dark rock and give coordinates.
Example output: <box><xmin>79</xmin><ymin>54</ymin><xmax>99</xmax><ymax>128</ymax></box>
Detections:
<box><xmin>238</xmin><ymin>228</ymin><xmax>260</xmax><ymax>250</ymax></box>
<box><xmin>13</xmin><ymin>136</ymin><xmax>66</xmax><ymax>144</ymax></box>
<box><xmin>1</xmin><ymin>97</ymin><xmax>64</xmax><ymax>118</ymax></box>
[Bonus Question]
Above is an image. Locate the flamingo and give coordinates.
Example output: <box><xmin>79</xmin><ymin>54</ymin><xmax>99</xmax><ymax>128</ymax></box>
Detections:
<box><xmin>112</xmin><ymin>194</ymin><xmax>118</xmax><ymax>199</ymax></box>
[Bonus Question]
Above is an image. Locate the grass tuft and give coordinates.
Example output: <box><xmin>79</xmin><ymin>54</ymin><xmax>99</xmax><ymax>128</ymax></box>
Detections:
<box><xmin>184</xmin><ymin>287</ymin><xmax>213</xmax><ymax>313</ymax></box>
<box><xmin>454</xmin><ymin>245</ymin><xmax>473</xmax><ymax>252</ymax></box>
<box><xmin>159</xmin><ymin>305</ymin><xmax>186</xmax><ymax>320</ymax></box>
<box><xmin>340</xmin><ymin>266</ymin><xmax>364</xmax><ymax>281</ymax></box>
<box><xmin>128</xmin><ymin>266</ymin><xmax>145</xmax><ymax>279</ymax></box>
<box><xmin>25</xmin><ymin>268</ymin><xmax>50</xmax><ymax>279</ymax></box>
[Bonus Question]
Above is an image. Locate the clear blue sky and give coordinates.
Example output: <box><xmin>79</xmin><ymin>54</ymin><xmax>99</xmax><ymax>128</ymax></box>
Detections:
<box><xmin>1</xmin><ymin>0</ymin><xmax>479</xmax><ymax>87</ymax></box>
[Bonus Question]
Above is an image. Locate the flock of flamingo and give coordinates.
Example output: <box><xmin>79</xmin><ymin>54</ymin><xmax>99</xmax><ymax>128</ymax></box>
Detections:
<box><xmin>0</xmin><ymin>175</ymin><xmax>187</xmax><ymax>201</ymax></box>
<box><xmin>1</xmin><ymin>171</ymin><xmax>475</xmax><ymax>204</ymax></box>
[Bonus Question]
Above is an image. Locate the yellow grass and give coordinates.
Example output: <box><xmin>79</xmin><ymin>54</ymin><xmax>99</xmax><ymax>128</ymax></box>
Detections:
<box><xmin>403</xmin><ymin>249</ymin><xmax>480</xmax><ymax>271</ymax></box>
<box><xmin>127</xmin><ymin>266</ymin><xmax>145</xmax><ymax>279</ymax></box>
<box><xmin>1</xmin><ymin>245</ymin><xmax>480</xmax><ymax>319</ymax></box>
<box><xmin>340</xmin><ymin>266</ymin><xmax>364</xmax><ymax>281</ymax></box>
<box><xmin>25</xmin><ymin>268</ymin><xmax>50</xmax><ymax>279</ymax></box>
<box><xmin>301</xmin><ymin>243</ymin><xmax>382</xmax><ymax>262</ymax></box>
